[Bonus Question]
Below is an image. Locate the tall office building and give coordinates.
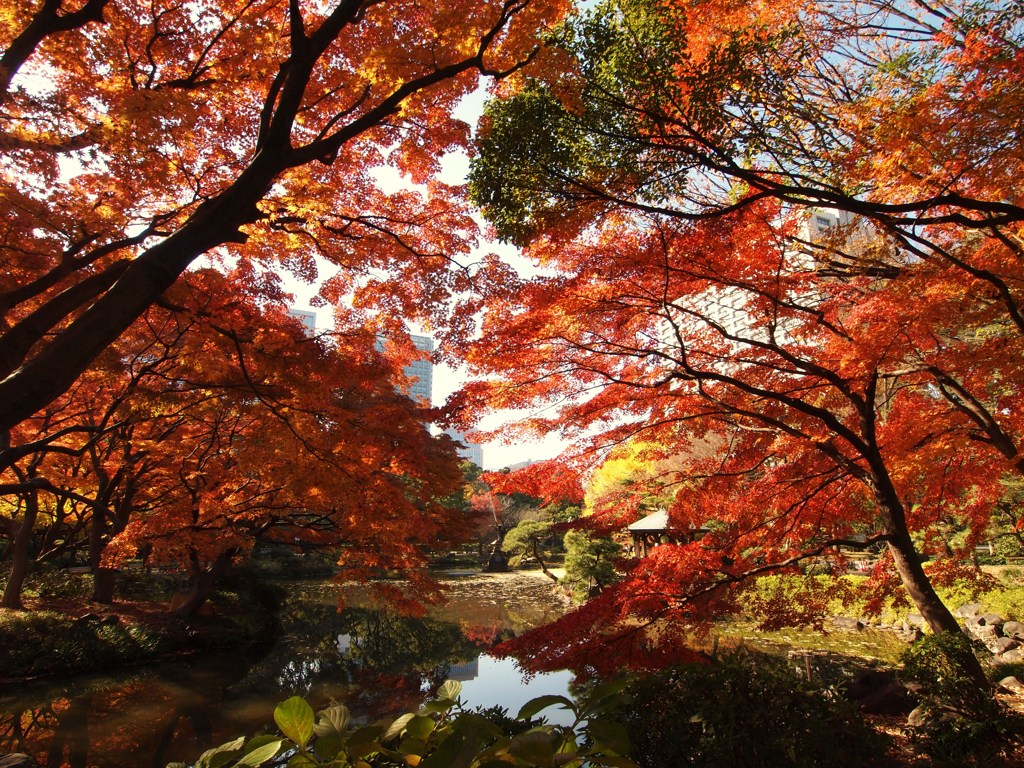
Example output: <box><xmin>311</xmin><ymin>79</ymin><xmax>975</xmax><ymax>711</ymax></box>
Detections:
<box><xmin>659</xmin><ymin>207</ymin><xmax>870</xmax><ymax>352</ymax></box>
<box><xmin>375</xmin><ymin>333</ymin><xmax>434</xmax><ymax>405</ymax></box>
<box><xmin>443</xmin><ymin>427</ymin><xmax>484</xmax><ymax>468</ymax></box>
<box><xmin>287</xmin><ymin>308</ymin><xmax>317</xmax><ymax>333</ymax></box>
<box><xmin>405</xmin><ymin>334</ymin><xmax>433</xmax><ymax>405</ymax></box>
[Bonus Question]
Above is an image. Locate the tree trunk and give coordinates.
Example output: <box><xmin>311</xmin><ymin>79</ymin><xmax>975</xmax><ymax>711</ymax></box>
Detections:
<box><xmin>886</xmin><ymin>533</ymin><xmax>961</xmax><ymax>634</ymax></box>
<box><xmin>531</xmin><ymin>541</ymin><xmax>558</xmax><ymax>583</ymax></box>
<box><xmin>88</xmin><ymin>507</ymin><xmax>116</xmax><ymax>604</ymax></box>
<box><xmin>170</xmin><ymin>549</ymin><xmax>235</xmax><ymax>619</ymax></box>
<box><xmin>876</xmin><ymin>488</ymin><xmax>990</xmax><ymax>690</ymax></box>
<box><xmin>1</xmin><ymin>491</ymin><xmax>39</xmax><ymax>609</ymax></box>
<box><xmin>90</xmin><ymin>568</ymin><xmax>117</xmax><ymax>604</ymax></box>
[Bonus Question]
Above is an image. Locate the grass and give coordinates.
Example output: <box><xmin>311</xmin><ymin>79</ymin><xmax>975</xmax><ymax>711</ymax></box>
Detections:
<box><xmin>738</xmin><ymin>567</ymin><xmax>1024</xmax><ymax>627</ymax></box>
<box><xmin>0</xmin><ymin>607</ymin><xmax>171</xmax><ymax>679</ymax></box>
<box><xmin>702</xmin><ymin>567</ymin><xmax>1024</xmax><ymax>684</ymax></box>
<box><xmin>0</xmin><ymin>569</ymin><xmax>280</xmax><ymax>680</ymax></box>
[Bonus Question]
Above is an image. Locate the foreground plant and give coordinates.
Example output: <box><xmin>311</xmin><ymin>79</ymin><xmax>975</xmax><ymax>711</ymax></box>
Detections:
<box><xmin>901</xmin><ymin>634</ymin><xmax>1024</xmax><ymax>767</ymax></box>
<box><xmin>171</xmin><ymin>679</ymin><xmax>637</xmax><ymax>768</ymax></box>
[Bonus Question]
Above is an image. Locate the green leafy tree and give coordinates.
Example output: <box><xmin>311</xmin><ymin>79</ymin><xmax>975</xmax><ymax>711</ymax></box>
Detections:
<box><xmin>562</xmin><ymin>529</ymin><xmax>621</xmax><ymax>603</ymax></box>
<box><xmin>502</xmin><ymin>519</ymin><xmax>560</xmax><ymax>582</ymax></box>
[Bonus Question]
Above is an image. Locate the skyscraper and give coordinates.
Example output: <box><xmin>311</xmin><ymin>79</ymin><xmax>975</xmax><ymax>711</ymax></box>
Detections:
<box><xmin>375</xmin><ymin>333</ymin><xmax>434</xmax><ymax>405</ymax></box>
<box><xmin>443</xmin><ymin>427</ymin><xmax>484</xmax><ymax>468</ymax></box>
<box><xmin>405</xmin><ymin>334</ymin><xmax>434</xmax><ymax>405</ymax></box>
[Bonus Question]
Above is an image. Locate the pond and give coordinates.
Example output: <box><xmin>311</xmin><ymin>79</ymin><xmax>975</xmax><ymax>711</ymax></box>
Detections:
<box><xmin>0</xmin><ymin>571</ymin><xmax>572</xmax><ymax>768</ymax></box>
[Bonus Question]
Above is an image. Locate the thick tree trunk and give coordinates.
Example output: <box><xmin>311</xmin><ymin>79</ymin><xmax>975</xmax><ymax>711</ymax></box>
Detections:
<box><xmin>88</xmin><ymin>508</ymin><xmax>116</xmax><ymax>604</ymax></box>
<box><xmin>170</xmin><ymin>549</ymin><xmax>235</xmax><ymax>619</ymax></box>
<box><xmin>875</xmin><ymin>487</ymin><xmax>990</xmax><ymax>689</ymax></box>
<box><xmin>2</xmin><ymin>492</ymin><xmax>39</xmax><ymax>609</ymax></box>
<box><xmin>0</xmin><ymin>151</ymin><xmax>280</xmax><ymax>434</ymax></box>
<box><xmin>0</xmin><ymin>32</ymin><xmax>491</xmax><ymax>434</ymax></box>
<box><xmin>886</xmin><ymin>532</ymin><xmax>961</xmax><ymax>634</ymax></box>
<box><xmin>90</xmin><ymin>569</ymin><xmax>117</xmax><ymax>604</ymax></box>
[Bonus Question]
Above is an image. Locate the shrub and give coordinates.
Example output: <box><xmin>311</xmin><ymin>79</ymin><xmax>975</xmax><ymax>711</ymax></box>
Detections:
<box><xmin>561</xmin><ymin>530</ymin><xmax>621</xmax><ymax>602</ymax></box>
<box><xmin>117</xmin><ymin>569</ymin><xmax>185</xmax><ymax>601</ymax></box>
<box><xmin>901</xmin><ymin>632</ymin><xmax>991</xmax><ymax>710</ymax></box>
<box><xmin>25</xmin><ymin>566</ymin><xmax>92</xmax><ymax>600</ymax></box>
<box><xmin>900</xmin><ymin>632</ymin><xmax>1023</xmax><ymax>766</ymax></box>
<box><xmin>617</xmin><ymin>651</ymin><xmax>890</xmax><ymax>768</ymax></box>
<box><xmin>0</xmin><ymin>609</ymin><xmax>171</xmax><ymax>677</ymax></box>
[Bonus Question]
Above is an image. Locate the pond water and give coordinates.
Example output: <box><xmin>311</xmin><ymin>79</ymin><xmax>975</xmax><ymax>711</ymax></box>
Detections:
<box><xmin>0</xmin><ymin>571</ymin><xmax>572</xmax><ymax>768</ymax></box>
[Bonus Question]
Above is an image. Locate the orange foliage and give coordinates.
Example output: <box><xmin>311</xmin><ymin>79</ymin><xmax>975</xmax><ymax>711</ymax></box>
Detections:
<box><xmin>457</xmin><ymin>0</ymin><xmax>1024</xmax><ymax>672</ymax></box>
<box><xmin>2</xmin><ymin>267</ymin><xmax>469</xmax><ymax>611</ymax></box>
<box><xmin>0</xmin><ymin>0</ymin><xmax>571</xmax><ymax>430</ymax></box>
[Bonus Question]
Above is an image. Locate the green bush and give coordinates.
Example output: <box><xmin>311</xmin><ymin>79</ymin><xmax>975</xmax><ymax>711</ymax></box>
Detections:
<box><xmin>617</xmin><ymin>652</ymin><xmax>890</xmax><ymax>768</ymax></box>
<box><xmin>901</xmin><ymin>632</ymin><xmax>990</xmax><ymax>710</ymax></box>
<box><xmin>246</xmin><ymin>545</ymin><xmax>339</xmax><ymax>580</ymax></box>
<box><xmin>0</xmin><ymin>609</ymin><xmax>171</xmax><ymax>677</ymax></box>
<box><xmin>990</xmin><ymin>660</ymin><xmax>1024</xmax><ymax>684</ymax></box>
<box><xmin>562</xmin><ymin>530</ymin><xmax>621</xmax><ymax>602</ymax></box>
<box><xmin>24</xmin><ymin>566</ymin><xmax>93</xmax><ymax>600</ymax></box>
<box><xmin>0</xmin><ymin>574</ymin><xmax>278</xmax><ymax>678</ymax></box>
<box><xmin>900</xmin><ymin>632</ymin><xmax>1023</xmax><ymax>766</ymax></box>
<box><xmin>116</xmin><ymin>569</ymin><xmax>186</xmax><ymax>601</ymax></box>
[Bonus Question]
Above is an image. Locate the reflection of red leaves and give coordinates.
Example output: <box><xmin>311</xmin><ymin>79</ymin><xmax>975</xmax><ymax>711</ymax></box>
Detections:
<box><xmin>365</xmin><ymin>581</ymin><xmax>443</xmax><ymax>618</ymax></box>
<box><xmin>493</xmin><ymin>589</ymin><xmax>708</xmax><ymax>678</ymax></box>
<box><xmin>492</xmin><ymin>555</ymin><xmax>719</xmax><ymax>677</ymax></box>
<box><xmin>349</xmin><ymin>672</ymin><xmax>427</xmax><ymax>720</ymax></box>
<box><xmin>462</xmin><ymin>622</ymin><xmax>503</xmax><ymax>647</ymax></box>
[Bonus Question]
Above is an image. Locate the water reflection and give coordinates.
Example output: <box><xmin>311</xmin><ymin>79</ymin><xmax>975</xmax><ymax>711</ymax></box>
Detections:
<box><xmin>0</xmin><ymin>572</ymin><xmax>568</xmax><ymax>767</ymax></box>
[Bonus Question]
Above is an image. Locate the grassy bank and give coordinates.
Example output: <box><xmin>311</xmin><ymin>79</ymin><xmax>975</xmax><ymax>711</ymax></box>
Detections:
<box><xmin>734</xmin><ymin>566</ymin><xmax>1024</xmax><ymax>628</ymax></box>
<box><xmin>0</xmin><ymin>571</ymin><xmax>280</xmax><ymax>681</ymax></box>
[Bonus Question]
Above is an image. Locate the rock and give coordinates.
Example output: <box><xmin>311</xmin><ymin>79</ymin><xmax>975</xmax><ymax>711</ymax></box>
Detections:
<box><xmin>992</xmin><ymin>636</ymin><xmax>1021</xmax><ymax>655</ymax></box>
<box><xmin>0</xmin><ymin>754</ymin><xmax>37</xmax><ymax>768</ymax></box>
<box><xmin>907</xmin><ymin>705</ymin><xmax>929</xmax><ymax>727</ymax></box>
<box><xmin>905</xmin><ymin>613</ymin><xmax>928</xmax><ymax>630</ymax></box>
<box><xmin>845</xmin><ymin>671</ymin><xmax>917</xmax><ymax>715</ymax></box>
<box><xmin>976</xmin><ymin>613</ymin><xmax>1005</xmax><ymax>627</ymax></box>
<box><xmin>831</xmin><ymin>616</ymin><xmax>864</xmax><ymax>631</ymax></box>
<box><xmin>998</xmin><ymin>676</ymin><xmax>1024</xmax><ymax>695</ymax></box>
<box><xmin>1003</xmin><ymin>620</ymin><xmax>1024</xmax><ymax>640</ymax></box>
<box><xmin>954</xmin><ymin>602</ymin><xmax>984</xmax><ymax>619</ymax></box>
<box><xmin>993</xmin><ymin>648</ymin><xmax>1024</xmax><ymax>664</ymax></box>
<box><xmin>845</xmin><ymin>669</ymin><xmax>894</xmax><ymax>698</ymax></box>
<box><xmin>895</xmin><ymin>627</ymin><xmax>922</xmax><ymax>644</ymax></box>
<box><xmin>965</xmin><ymin>622</ymin><xmax>999</xmax><ymax>645</ymax></box>
<box><xmin>861</xmin><ymin>683</ymin><xmax>917</xmax><ymax>715</ymax></box>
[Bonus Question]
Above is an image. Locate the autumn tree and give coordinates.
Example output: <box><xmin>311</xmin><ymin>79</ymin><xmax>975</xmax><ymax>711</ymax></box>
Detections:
<box><xmin>2</xmin><ymin>268</ymin><xmax>470</xmax><ymax>614</ymax></box>
<box><xmin>457</xmin><ymin>206</ymin><xmax>1001</xmax><ymax>682</ymax></box>
<box><xmin>453</xmin><ymin>0</ymin><xmax>1024</xmax><ymax>682</ymax></box>
<box><xmin>0</xmin><ymin>0</ymin><xmax>570</xmax><ymax>436</ymax></box>
<box><xmin>468</xmin><ymin>0</ymin><xmax>1024</xmax><ymax>476</ymax></box>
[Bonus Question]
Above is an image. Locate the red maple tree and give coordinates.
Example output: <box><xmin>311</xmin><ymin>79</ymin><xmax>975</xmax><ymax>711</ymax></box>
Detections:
<box><xmin>455</xmin><ymin>0</ymin><xmax>1023</xmax><ymax>682</ymax></box>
